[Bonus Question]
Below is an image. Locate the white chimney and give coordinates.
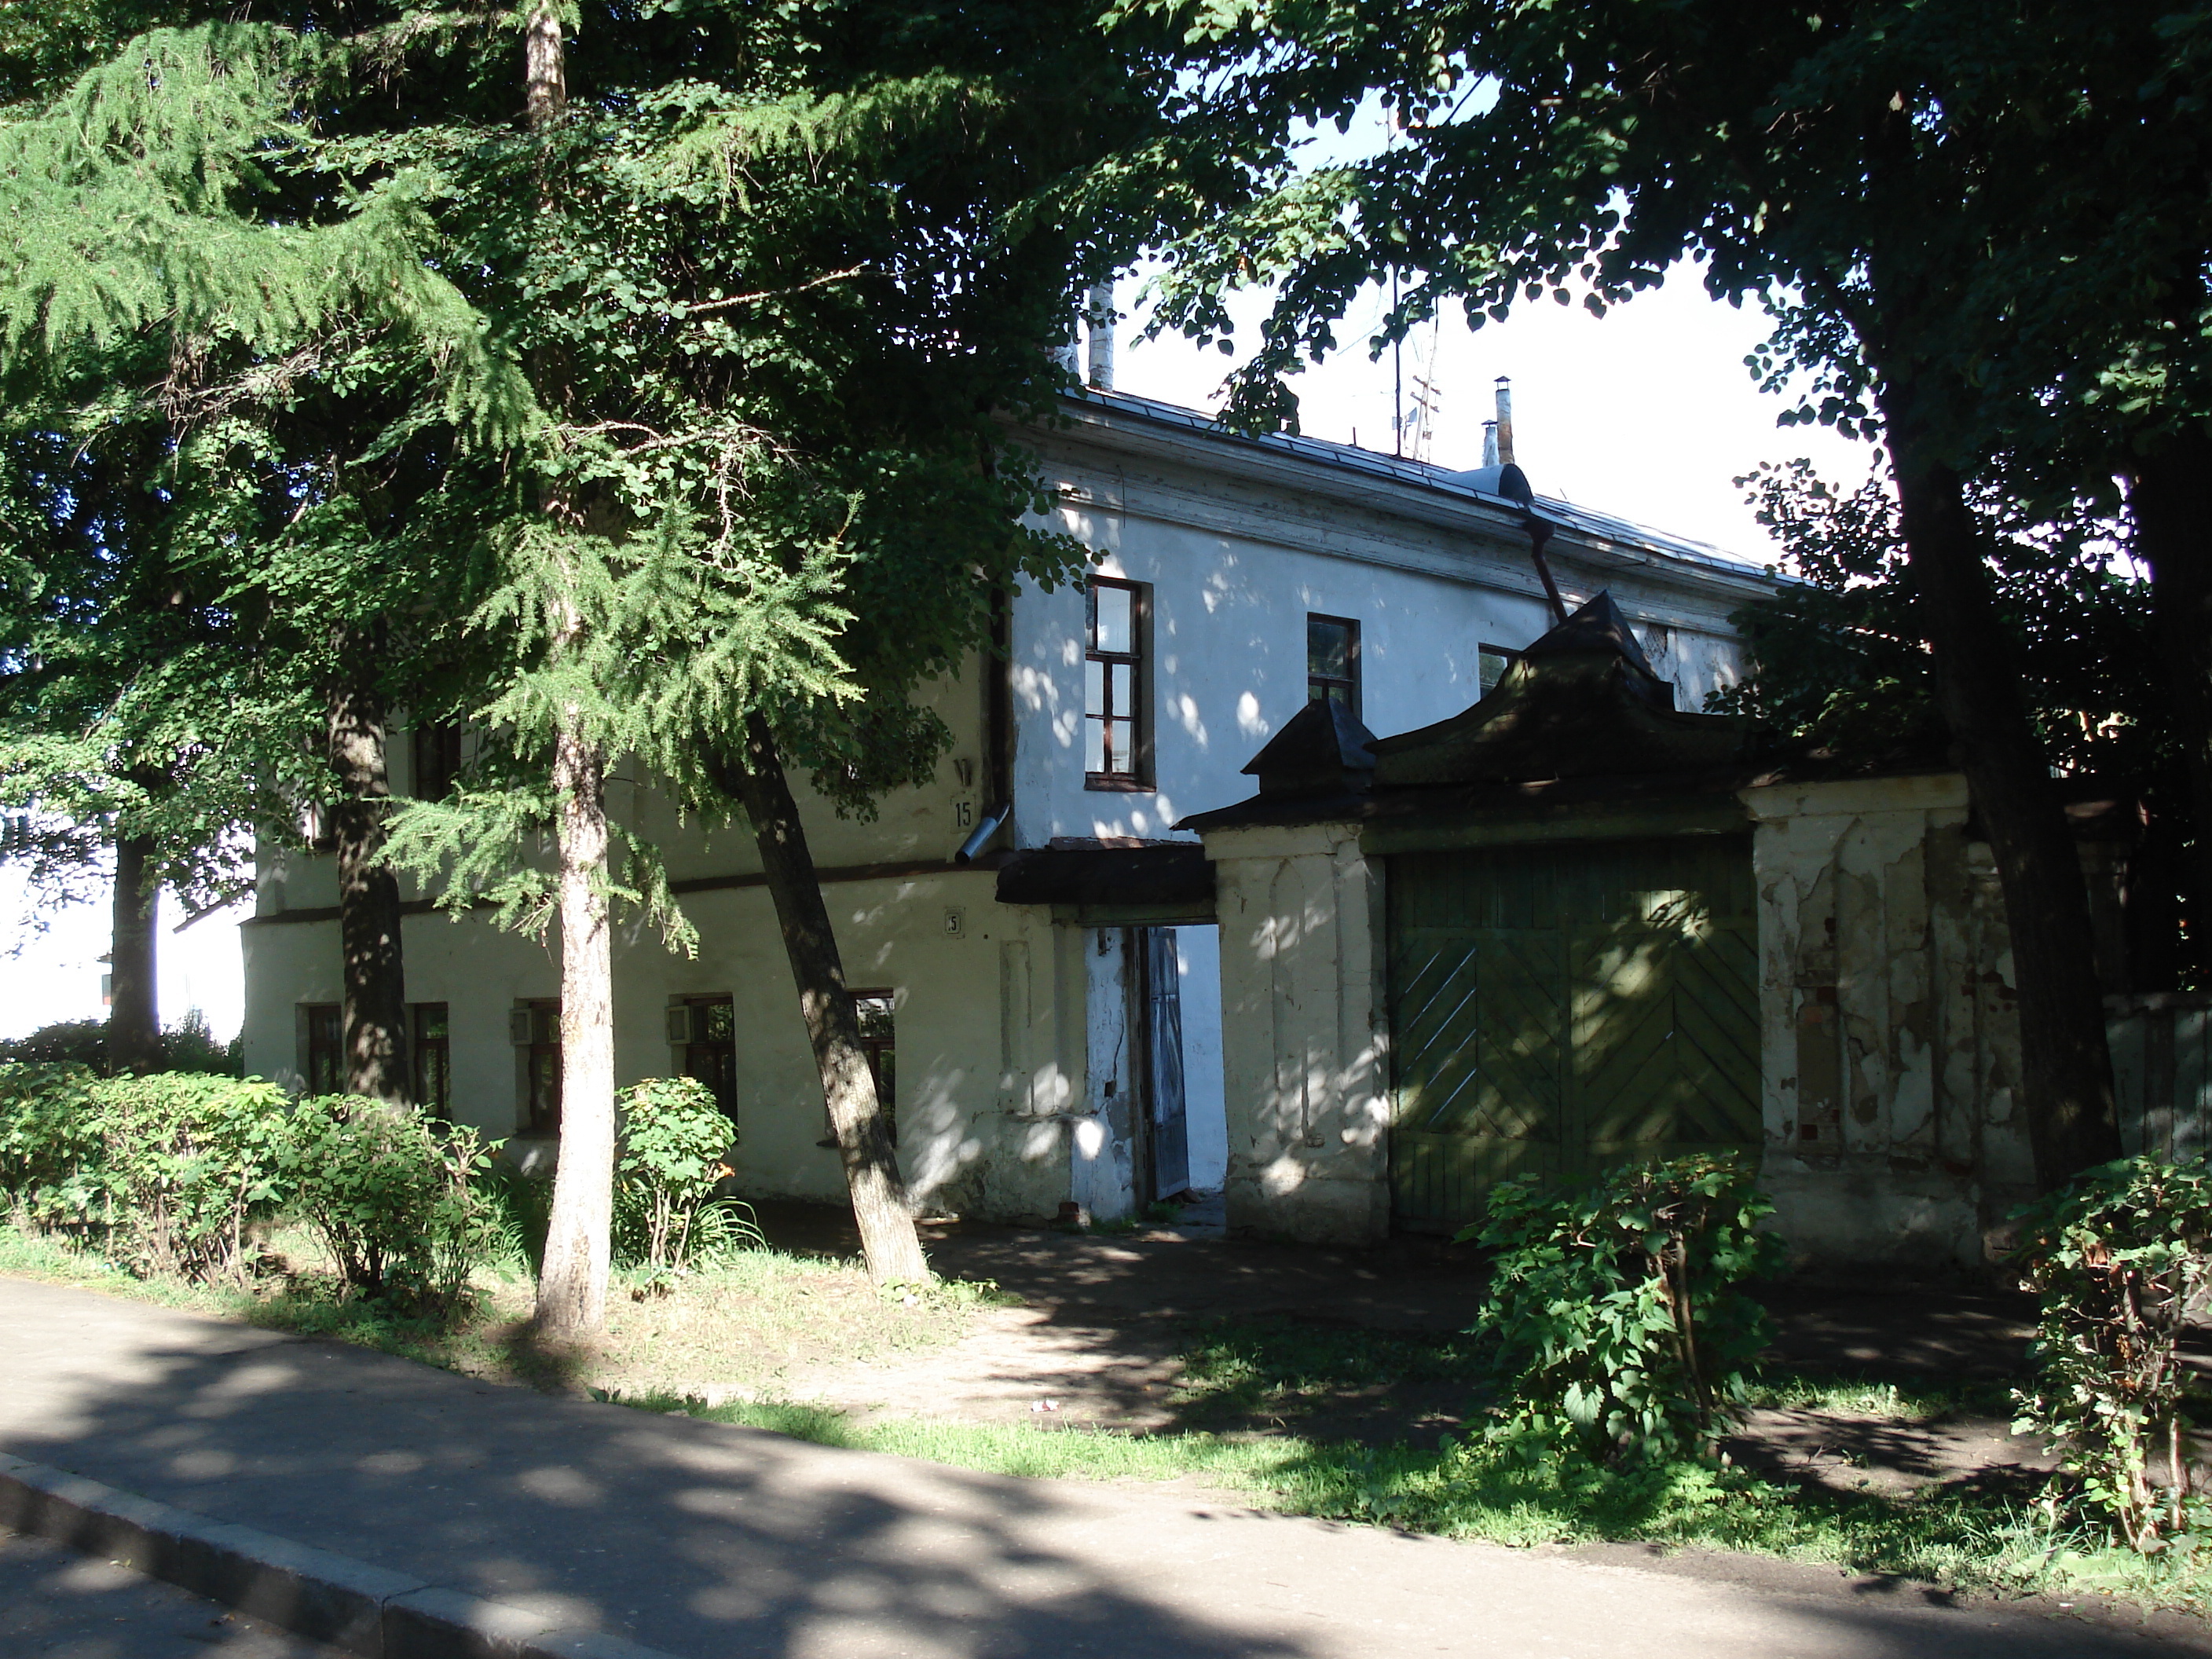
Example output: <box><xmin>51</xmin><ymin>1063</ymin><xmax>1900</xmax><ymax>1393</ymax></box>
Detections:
<box><xmin>1084</xmin><ymin>282</ymin><xmax>1115</xmax><ymax>390</ymax></box>
<box><xmin>1481</xmin><ymin>420</ymin><xmax>1499</xmax><ymax>468</ymax></box>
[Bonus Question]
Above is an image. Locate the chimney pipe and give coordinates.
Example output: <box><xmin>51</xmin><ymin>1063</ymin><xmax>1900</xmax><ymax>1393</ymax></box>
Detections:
<box><xmin>1085</xmin><ymin>282</ymin><xmax>1115</xmax><ymax>390</ymax></box>
<box><xmin>1493</xmin><ymin>376</ymin><xmax>1514</xmax><ymax>466</ymax></box>
<box><xmin>1481</xmin><ymin>420</ymin><xmax>1499</xmax><ymax>468</ymax></box>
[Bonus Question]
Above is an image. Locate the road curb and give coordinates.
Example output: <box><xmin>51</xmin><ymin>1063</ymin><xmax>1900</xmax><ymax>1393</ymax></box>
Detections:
<box><xmin>0</xmin><ymin>1451</ymin><xmax>680</xmax><ymax>1659</ymax></box>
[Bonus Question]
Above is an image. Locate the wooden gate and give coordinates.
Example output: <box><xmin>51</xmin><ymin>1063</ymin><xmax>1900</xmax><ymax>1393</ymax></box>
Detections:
<box><xmin>1388</xmin><ymin>837</ymin><xmax>1761</xmax><ymax>1232</ymax></box>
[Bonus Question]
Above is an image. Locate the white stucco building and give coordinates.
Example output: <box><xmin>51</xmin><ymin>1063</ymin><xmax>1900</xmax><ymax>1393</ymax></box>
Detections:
<box><xmin>240</xmin><ymin>385</ymin><xmax>1773</xmax><ymax>1225</ymax></box>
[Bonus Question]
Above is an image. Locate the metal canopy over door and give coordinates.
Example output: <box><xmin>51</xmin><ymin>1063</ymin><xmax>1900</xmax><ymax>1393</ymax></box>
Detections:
<box><xmin>1388</xmin><ymin>836</ymin><xmax>1760</xmax><ymax>1232</ymax></box>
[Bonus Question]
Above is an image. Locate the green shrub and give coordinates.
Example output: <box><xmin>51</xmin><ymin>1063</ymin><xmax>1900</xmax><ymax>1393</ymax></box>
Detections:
<box><xmin>277</xmin><ymin>1097</ymin><xmax>497</xmax><ymax>1312</ymax></box>
<box><xmin>1466</xmin><ymin>1155</ymin><xmax>1785</xmax><ymax>1463</ymax></box>
<box><xmin>615</xmin><ymin>1077</ymin><xmax>738</xmax><ymax>1273</ymax></box>
<box><xmin>2012</xmin><ymin>1155</ymin><xmax>2212</xmax><ymax>1551</ymax></box>
<box><xmin>0</xmin><ymin>1022</ymin><xmax>108</xmax><ymax>1068</ymax></box>
<box><xmin>0</xmin><ymin>1062</ymin><xmax>105</xmax><ymax>1229</ymax></box>
<box><xmin>82</xmin><ymin>1073</ymin><xmax>293</xmax><ymax>1283</ymax></box>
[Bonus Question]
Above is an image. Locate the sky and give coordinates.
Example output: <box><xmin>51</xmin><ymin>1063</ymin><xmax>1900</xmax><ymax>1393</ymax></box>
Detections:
<box><xmin>0</xmin><ymin>262</ymin><xmax>1875</xmax><ymax>1047</ymax></box>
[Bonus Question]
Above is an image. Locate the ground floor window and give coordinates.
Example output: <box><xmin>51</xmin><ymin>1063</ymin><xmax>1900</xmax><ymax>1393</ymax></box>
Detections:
<box><xmin>302</xmin><ymin>1003</ymin><xmax>342</xmax><ymax>1095</ymax></box>
<box><xmin>511</xmin><ymin>1000</ymin><xmax>560</xmax><ymax>1133</ymax></box>
<box><xmin>411</xmin><ymin>1003</ymin><xmax>450</xmax><ymax>1118</ymax></box>
<box><xmin>821</xmin><ymin>991</ymin><xmax>896</xmax><ymax>1147</ymax></box>
<box><xmin>856</xmin><ymin>991</ymin><xmax>895</xmax><ymax>1145</ymax></box>
<box><xmin>668</xmin><ymin>994</ymin><xmax>737</xmax><ymax>1121</ymax></box>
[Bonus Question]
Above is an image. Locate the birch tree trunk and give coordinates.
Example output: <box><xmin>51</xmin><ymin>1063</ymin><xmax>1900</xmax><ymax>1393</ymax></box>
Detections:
<box><xmin>522</xmin><ymin>0</ymin><xmax>616</xmax><ymax>1339</ymax></box>
<box><xmin>327</xmin><ymin>634</ymin><xmax>410</xmax><ymax>1106</ymax></box>
<box><xmin>729</xmin><ymin>712</ymin><xmax>930</xmax><ymax>1283</ymax></box>
<box><xmin>107</xmin><ymin>833</ymin><xmax>160</xmax><ymax>1075</ymax></box>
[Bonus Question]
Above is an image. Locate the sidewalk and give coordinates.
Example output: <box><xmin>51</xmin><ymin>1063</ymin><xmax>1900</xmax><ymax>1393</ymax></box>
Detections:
<box><xmin>0</xmin><ymin>1275</ymin><xmax>2198</xmax><ymax>1659</ymax></box>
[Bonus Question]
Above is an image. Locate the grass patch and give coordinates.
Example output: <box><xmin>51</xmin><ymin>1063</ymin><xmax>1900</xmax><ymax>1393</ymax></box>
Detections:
<box><xmin>598</xmin><ymin>1382</ymin><xmax>2212</xmax><ymax>1613</ymax></box>
<box><xmin>0</xmin><ymin>1217</ymin><xmax>991</xmax><ymax>1398</ymax></box>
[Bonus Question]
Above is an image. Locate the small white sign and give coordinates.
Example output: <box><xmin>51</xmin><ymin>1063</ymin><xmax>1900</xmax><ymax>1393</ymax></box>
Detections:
<box><xmin>943</xmin><ymin>907</ymin><xmax>966</xmax><ymax>939</ymax></box>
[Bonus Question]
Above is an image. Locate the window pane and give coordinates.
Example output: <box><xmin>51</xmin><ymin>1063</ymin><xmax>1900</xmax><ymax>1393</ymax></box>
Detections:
<box><xmin>1308</xmin><ymin>616</ymin><xmax>1351</xmax><ymax>681</ymax></box>
<box><xmin>1085</xmin><ymin>656</ymin><xmax>1104</xmax><ymax>716</ymax></box>
<box><xmin>1479</xmin><ymin>648</ymin><xmax>1512</xmax><ymax>694</ymax></box>
<box><xmin>1109</xmin><ymin>661</ymin><xmax>1133</xmax><ymax>717</ymax></box>
<box><xmin>1106</xmin><ymin>717</ymin><xmax>1134</xmax><ymax>773</ymax></box>
<box><xmin>1092</xmin><ymin>583</ymin><xmax>1133</xmax><ymax>654</ymax></box>
<box><xmin>704</xmin><ymin>1000</ymin><xmax>734</xmax><ymax>1041</ymax></box>
<box><xmin>1085</xmin><ymin>716</ymin><xmax>1106</xmax><ymax>773</ymax></box>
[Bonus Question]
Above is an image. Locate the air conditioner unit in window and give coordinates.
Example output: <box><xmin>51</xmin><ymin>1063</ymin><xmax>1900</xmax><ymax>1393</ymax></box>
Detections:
<box><xmin>665</xmin><ymin>1004</ymin><xmax>698</xmax><ymax>1045</ymax></box>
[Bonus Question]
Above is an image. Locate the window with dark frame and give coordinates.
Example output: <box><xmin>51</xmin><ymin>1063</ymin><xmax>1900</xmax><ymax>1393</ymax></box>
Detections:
<box><xmin>411</xmin><ymin>1003</ymin><xmax>451</xmax><ymax>1119</ymax></box>
<box><xmin>303</xmin><ymin>1003</ymin><xmax>342</xmax><ymax>1095</ymax></box>
<box><xmin>822</xmin><ymin>991</ymin><xmax>897</xmax><ymax>1147</ymax></box>
<box><xmin>514</xmin><ymin>999</ymin><xmax>560</xmax><ymax>1133</ymax></box>
<box><xmin>672</xmin><ymin>994</ymin><xmax>737</xmax><ymax>1121</ymax></box>
<box><xmin>1306</xmin><ymin>614</ymin><xmax>1360</xmax><ymax>716</ymax></box>
<box><xmin>856</xmin><ymin>992</ymin><xmax>896</xmax><ymax>1145</ymax></box>
<box><xmin>412</xmin><ymin>725</ymin><xmax>463</xmax><ymax>800</ymax></box>
<box><xmin>1084</xmin><ymin>578</ymin><xmax>1145</xmax><ymax>788</ymax></box>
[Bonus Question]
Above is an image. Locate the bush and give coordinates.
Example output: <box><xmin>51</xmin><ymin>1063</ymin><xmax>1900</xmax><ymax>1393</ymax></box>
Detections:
<box><xmin>0</xmin><ymin>1067</ymin><xmax>291</xmax><ymax>1282</ymax></box>
<box><xmin>1466</xmin><ymin>1155</ymin><xmax>1785</xmax><ymax>1463</ymax></box>
<box><xmin>2012</xmin><ymin>1156</ymin><xmax>2212</xmax><ymax>1551</ymax></box>
<box><xmin>615</xmin><ymin>1077</ymin><xmax>739</xmax><ymax>1273</ymax></box>
<box><xmin>160</xmin><ymin>1010</ymin><xmax>242</xmax><ymax>1077</ymax></box>
<box><xmin>89</xmin><ymin>1073</ymin><xmax>295</xmax><ymax>1282</ymax></box>
<box><xmin>0</xmin><ymin>1062</ymin><xmax>106</xmax><ymax>1230</ymax></box>
<box><xmin>0</xmin><ymin>1021</ymin><xmax>108</xmax><ymax>1068</ymax></box>
<box><xmin>0</xmin><ymin>1013</ymin><xmax>240</xmax><ymax>1075</ymax></box>
<box><xmin>276</xmin><ymin>1097</ymin><xmax>498</xmax><ymax>1313</ymax></box>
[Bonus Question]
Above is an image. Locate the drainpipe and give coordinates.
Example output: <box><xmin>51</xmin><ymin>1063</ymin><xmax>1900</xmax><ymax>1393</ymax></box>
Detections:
<box><xmin>955</xmin><ymin>805</ymin><xmax>1009</xmax><ymax>865</ymax></box>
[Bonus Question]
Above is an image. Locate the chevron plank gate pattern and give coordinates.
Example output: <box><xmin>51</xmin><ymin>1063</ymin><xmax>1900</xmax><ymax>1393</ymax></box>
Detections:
<box><xmin>1389</xmin><ymin>838</ymin><xmax>1760</xmax><ymax>1232</ymax></box>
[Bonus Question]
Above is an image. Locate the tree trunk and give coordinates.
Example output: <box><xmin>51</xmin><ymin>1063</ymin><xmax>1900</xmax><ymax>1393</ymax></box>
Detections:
<box><xmin>2130</xmin><ymin>430</ymin><xmax>2212</xmax><ymax>976</ymax></box>
<box><xmin>521</xmin><ymin>0</ymin><xmax>614</xmax><ymax>1341</ymax></box>
<box><xmin>107</xmin><ymin>833</ymin><xmax>160</xmax><ymax>1075</ymax></box>
<box><xmin>534</xmin><ymin>712</ymin><xmax>616</xmax><ymax>1338</ymax></box>
<box><xmin>727</xmin><ymin>712</ymin><xmax>930</xmax><ymax>1283</ymax></box>
<box><xmin>1880</xmin><ymin>396</ymin><xmax>2122</xmax><ymax>1188</ymax></box>
<box><xmin>327</xmin><ymin>638</ymin><xmax>411</xmax><ymax>1106</ymax></box>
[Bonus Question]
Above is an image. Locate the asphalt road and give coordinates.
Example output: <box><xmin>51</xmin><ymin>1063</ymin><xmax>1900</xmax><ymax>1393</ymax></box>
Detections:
<box><xmin>0</xmin><ymin>1528</ymin><xmax>344</xmax><ymax>1658</ymax></box>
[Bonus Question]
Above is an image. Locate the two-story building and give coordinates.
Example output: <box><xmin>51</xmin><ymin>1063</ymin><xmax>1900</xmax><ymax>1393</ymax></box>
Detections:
<box><xmin>240</xmin><ymin>381</ymin><xmax>1774</xmax><ymax>1226</ymax></box>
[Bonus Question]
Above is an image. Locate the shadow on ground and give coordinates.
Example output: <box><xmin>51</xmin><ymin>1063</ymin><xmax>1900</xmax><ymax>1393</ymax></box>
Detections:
<box><xmin>1</xmin><ymin>1269</ymin><xmax>2202</xmax><ymax>1656</ymax></box>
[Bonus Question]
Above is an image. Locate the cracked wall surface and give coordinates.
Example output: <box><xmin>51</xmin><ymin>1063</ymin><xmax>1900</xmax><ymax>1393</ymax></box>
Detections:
<box><xmin>1741</xmin><ymin>775</ymin><xmax>2028</xmax><ymax>1270</ymax></box>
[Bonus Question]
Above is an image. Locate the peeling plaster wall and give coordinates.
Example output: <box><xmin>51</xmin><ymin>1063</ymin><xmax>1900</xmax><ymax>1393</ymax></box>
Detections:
<box><xmin>1741</xmin><ymin>775</ymin><xmax>2028</xmax><ymax>1271</ymax></box>
<box><xmin>1208</xmin><ymin>822</ymin><xmax>1390</xmax><ymax>1244</ymax></box>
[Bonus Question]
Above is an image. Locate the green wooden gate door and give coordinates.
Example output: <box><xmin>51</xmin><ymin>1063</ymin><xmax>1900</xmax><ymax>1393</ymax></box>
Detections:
<box><xmin>1388</xmin><ymin>837</ymin><xmax>1760</xmax><ymax>1232</ymax></box>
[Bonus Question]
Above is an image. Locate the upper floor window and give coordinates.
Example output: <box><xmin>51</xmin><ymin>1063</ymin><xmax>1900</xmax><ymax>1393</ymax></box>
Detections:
<box><xmin>1085</xmin><ymin>577</ymin><xmax>1147</xmax><ymax>789</ymax></box>
<box><xmin>1306</xmin><ymin>615</ymin><xmax>1360</xmax><ymax>718</ymax></box>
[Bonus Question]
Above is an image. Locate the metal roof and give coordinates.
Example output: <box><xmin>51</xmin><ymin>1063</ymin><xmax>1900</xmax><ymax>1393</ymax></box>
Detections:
<box><xmin>1060</xmin><ymin>387</ymin><xmax>1774</xmax><ymax>584</ymax></box>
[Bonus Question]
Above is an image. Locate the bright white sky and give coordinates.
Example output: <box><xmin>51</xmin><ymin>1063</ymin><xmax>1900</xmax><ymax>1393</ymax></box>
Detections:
<box><xmin>0</xmin><ymin>260</ymin><xmax>1873</xmax><ymax>1046</ymax></box>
